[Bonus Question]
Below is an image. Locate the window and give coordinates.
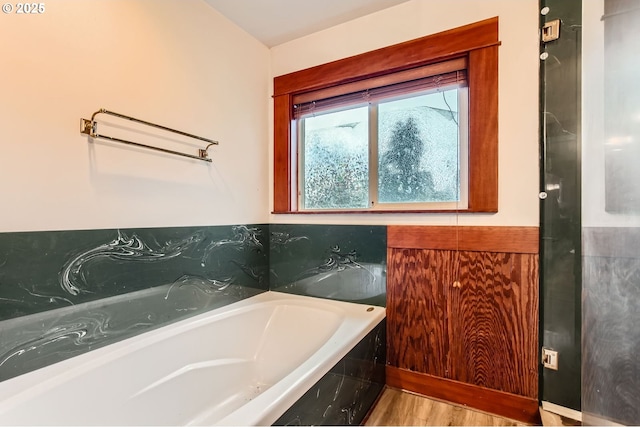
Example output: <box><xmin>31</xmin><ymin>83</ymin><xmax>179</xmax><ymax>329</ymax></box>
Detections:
<box><xmin>273</xmin><ymin>18</ymin><xmax>499</xmax><ymax>213</ymax></box>
<box><xmin>296</xmin><ymin>61</ymin><xmax>468</xmax><ymax>211</ymax></box>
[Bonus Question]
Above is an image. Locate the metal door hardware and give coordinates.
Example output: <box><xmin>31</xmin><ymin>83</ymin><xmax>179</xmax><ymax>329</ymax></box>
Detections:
<box><xmin>542</xmin><ymin>19</ymin><xmax>561</xmax><ymax>43</ymax></box>
<box><xmin>542</xmin><ymin>348</ymin><xmax>559</xmax><ymax>370</ymax></box>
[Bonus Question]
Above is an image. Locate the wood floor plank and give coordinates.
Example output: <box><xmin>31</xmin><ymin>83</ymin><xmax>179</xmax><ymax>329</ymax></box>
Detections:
<box><xmin>539</xmin><ymin>408</ymin><xmax>582</xmax><ymax>426</ymax></box>
<box><xmin>365</xmin><ymin>387</ymin><xmax>529</xmax><ymax>426</ymax></box>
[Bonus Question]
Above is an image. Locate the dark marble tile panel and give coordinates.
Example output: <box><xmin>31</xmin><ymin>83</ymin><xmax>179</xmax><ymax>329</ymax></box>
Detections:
<box><xmin>269</xmin><ymin>224</ymin><xmax>386</xmax><ymax>306</ymax></box>
<box><xmin>0</xmin><ymin>224</ymin><xmax>269</xmax><ymax>321</ymax></box>
<box><xmin>273</xmin><ymin>320</ymin><xmax>386</xmax><ymax>426</ymax></box>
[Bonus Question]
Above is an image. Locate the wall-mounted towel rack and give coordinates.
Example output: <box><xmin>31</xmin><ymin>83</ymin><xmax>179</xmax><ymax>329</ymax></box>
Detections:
<box><xmin>80</xmin><ymin>108</ymin><xmax>218</xmax><ymax>162</ymax></box>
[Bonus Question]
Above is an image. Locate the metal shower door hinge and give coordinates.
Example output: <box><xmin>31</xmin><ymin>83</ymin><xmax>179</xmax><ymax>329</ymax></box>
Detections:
<box><xmin>542</xmin><ymin>19</ymin><xmax>561</xmax><ymax>43</ymax></box>
<box><xmin>542</xmin><ymin>348</ymin><xmax>559</xmax><ymax>370</ymax></box>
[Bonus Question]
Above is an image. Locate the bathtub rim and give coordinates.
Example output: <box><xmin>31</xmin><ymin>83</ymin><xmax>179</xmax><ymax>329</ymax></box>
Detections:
<box><xmin>0</xmin><ymin>291</ymin><xmax>386</xmax><ymax>426</ymax></box>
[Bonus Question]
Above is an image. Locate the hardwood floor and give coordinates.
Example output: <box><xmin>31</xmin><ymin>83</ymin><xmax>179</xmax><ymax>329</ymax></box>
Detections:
<box><xmin>539</xmin><ymin>409</ymin><xmax>581</xmax><ymax>426</ymax></box>
<box><xmin>365</xmin><ymin>387</ymin><xmax>530</xmax><ymax>426</ymax></box>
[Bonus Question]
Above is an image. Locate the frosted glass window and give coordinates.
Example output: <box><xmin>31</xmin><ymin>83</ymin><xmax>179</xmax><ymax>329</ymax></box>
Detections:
<box><xmin>298</xmin><ymin>87</ymin><xmax>467</xmax><ymax>211</ymax></box>
<box><xmin>378</xmin><ymin>90</ymin><xmax>461</xmax><ymax>205</ymax></box>
<box><xmin>301</xmin><ymin>107</ymin><xmax>369</xmax><ymax>209</ymax></box>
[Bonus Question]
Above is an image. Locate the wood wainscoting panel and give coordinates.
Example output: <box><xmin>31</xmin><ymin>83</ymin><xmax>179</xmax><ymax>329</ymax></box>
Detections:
<box><xmin>386</xmin><ymin>225</ymin><xmax>540</xmax><ymax>418</ymax></box>
<box><xmin>387</xmin><ymin>248</ymin><xmax>452</xmax><ymax>377</ymax></box>
<box><xmin>447</xmin><ymin>251</ymin><xmax>539</xmax><ymax>398</ymax></box>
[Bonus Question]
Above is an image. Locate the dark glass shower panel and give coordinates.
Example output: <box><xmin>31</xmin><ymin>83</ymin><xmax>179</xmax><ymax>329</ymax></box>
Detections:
<box><xmin>540</xmin><ymin>0</ymin><xmax>582</xmax><ymax>411</ymax></box>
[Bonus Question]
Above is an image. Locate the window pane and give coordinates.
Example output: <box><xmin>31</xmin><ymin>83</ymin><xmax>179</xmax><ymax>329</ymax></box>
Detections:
<box><xmin>378</xmin><ymin>89</ymin><xmax>461</xmax><ymax>204</ymax></box>
<box><xmin>301</xmin><ymin>107</ymin><xmax>369</xmax><ymax>209</ymax></box>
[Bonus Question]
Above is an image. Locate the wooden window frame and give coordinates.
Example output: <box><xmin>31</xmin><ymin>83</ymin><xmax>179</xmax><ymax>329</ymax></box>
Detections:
<box><xmin>273</xmin><ymin>17</ymin><xmax>500</xmax><ymax>214</ymax></box>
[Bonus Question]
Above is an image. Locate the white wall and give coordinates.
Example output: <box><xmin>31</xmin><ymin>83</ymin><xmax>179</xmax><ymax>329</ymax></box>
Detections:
<box><xmin>0</xmin><ymin>0</ymin><xmax>270</xmax><ymax>232</ymax></box>
<box><xmin>269</xmin><ymin>0</ymin><xmax>540</xmax><ymax>226</ymax></box>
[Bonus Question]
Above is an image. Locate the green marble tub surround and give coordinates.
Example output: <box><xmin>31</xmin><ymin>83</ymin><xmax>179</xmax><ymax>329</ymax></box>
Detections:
<box><xmin>0</xmin><ymin>222</ymin><xmax>389</xmax><ymax>383</ymax></box>
<box><xmin>0</xmin><ymin>224</ymin><xmax>269</xmax><ymax>321</ymax></box>
<box><xmin>269</xmin><ymin>224</ymin><xmax>386</xmax><ymax>306</ymax></box>
<box><xmin>273</xmin><ymin>320</ymin><xmax>386</xmax><ymax>425</ymax></box>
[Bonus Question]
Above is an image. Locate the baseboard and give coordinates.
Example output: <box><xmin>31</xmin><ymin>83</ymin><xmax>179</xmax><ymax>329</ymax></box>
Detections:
<box><xmin>386</xmin><ymin>366</ymin><xmax>540</xmax><ymax>425</ymax></box>
<box><xmin>541</xmin><ymin>401</ymin><xmax>582</xmax><ymax>422</ymax></box>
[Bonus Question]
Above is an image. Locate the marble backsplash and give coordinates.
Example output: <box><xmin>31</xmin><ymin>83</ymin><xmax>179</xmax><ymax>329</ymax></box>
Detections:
<box><xmin>0</xmin><ymin>224</ymin><xmax>270</xmax><ymax>322</ymax></box>
<box><xmin>269</xmin><ymin>224</ymin><xmax>387</xmax><ymax>307</ymax></box>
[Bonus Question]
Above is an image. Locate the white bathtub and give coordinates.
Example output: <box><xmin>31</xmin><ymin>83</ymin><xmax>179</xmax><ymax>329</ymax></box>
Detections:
<box><xmin>0</xmin><ymin>291</ymin><xmax>385</xmax><ymax>426</ymax></box>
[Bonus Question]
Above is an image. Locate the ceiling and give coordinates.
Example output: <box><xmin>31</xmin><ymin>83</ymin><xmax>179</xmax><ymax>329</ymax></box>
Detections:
<box><xmin>203</xmin><ymin>0</ymin><xmax>411</xmax><ymax>47</ymax></box>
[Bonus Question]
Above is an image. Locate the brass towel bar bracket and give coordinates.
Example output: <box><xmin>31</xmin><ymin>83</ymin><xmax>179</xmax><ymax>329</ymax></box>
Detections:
<box><xmin>80</xmin><ymin>108</ymin><xmax>218</xmax><ymax>163</ymax></box>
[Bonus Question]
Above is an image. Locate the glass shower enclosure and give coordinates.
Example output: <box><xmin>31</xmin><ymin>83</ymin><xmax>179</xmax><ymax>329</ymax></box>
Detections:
<box><xmin>542</xmin><ymin>0</ymin><xmax>640</xmax><ymax>424</ymax></box>
<box><xmin>581</xmin><ymin>0</ymin><xmax>640</xmax><ymax>424</ymax></box>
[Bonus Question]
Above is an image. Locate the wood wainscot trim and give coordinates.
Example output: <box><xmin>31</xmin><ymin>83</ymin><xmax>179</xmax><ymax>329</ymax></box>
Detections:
<box><xmin>273</xmin><ymin>18</ymin><xmax>498</xmax><ymax>96</ymax></box>
<box><xmin>386</xmin><ymin>366</ymin><xmax>541</xmax><ymax>425</ymax></box>
<box><xmin>387</xmin><ymin>225</ymin><xmax>539</xmax><ymax>254</ymax></box>
<box><xmin>273</xmin><ymin>94</ymin><xmax>293</xmax><ymax>212</ymax></box>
